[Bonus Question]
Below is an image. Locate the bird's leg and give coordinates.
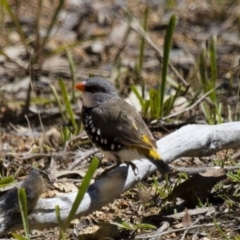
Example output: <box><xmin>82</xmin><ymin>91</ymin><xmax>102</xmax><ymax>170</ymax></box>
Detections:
<box><xmin>116</xmin><ymin>158</ymin><xmax>139</xmax><ymax>175</ymax></box>
<box><xmin>98</xmin><ymin>158</ymin><xmax>139</xmax><ymax>178</ymax></box>
<box><xmin>125</xmin><ymin>161</ymin><xmax>139</xmax><ymax>175</ymax></box>
<box><xmin>98</xmin><ymin>158</ymin><xmax>119</xmax><ymax>178</ymax></box>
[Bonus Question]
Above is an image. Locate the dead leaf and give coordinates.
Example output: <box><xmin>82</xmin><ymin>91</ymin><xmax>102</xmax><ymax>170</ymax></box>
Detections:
<box><xmin>53</xmin><ymin>182</ymin><xmax>78</xmax><ymax>192</ymax></box>
<box><xmin>167</xmin><ymin>167</ymin><xmax>226</xmax><ymax>207</ymax></box>
<box><xmin>182</xmin><ymin>208</ymin><xmax>192</xmax><ymax>227</ymax></box>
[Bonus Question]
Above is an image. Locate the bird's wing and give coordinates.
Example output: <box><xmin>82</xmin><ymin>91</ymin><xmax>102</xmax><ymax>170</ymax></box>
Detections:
<box><xmin>90</xmin><ymin>98</ymin><xmax>157</xmax><ymax>149</ymax></box>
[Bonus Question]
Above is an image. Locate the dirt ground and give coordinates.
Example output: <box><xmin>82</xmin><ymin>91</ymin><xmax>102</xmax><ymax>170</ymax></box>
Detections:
<box><xmin>1</xmin><ymin>0</ymin><xmax>240</xmax><ymax>239</ymax></box>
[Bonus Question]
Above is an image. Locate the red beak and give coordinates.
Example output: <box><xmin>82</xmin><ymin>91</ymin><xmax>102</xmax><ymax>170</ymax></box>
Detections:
<box><xmin>75</xmin><ymin>81</ymin><xmax>86</xmax><ymax>92</ymax></box>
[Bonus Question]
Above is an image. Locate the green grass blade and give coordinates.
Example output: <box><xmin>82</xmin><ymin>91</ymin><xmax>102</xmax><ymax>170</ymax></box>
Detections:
<box><xmin>209</xmin><ymin>35</ymin><xmax>217</xmax><ymax>102</ymax></box>
<box><xmin>63</xmin><ymin>157</ymin><xmax>99</xmax><ymax>231</ymax></box>
<box><xmin>1</xmin><ymin>0</ymin><xmax>27</xmax><ymax>46</ymax></box>
<box><xmin>0</xmin><ymin>175</ymin><xmax>15</xmax><ymax>188</ymax></box>
<box><xmin>55</xmin><ymin>205</ymin><xmax>66</xmax><ymax>240</ymax></box>
<box><xmin>130</xmin><ymin>85</ymin><xmax>145</xmax><ymax>108</ymax></box>
<box><xmin>61</xmin><ymin>126</ymin><xmax>72</xmax><ymax>144</ymax></box>
<box><xmin>66</xmin><ymin>48</ymin><xmax>76</xmax><ymax>103</ymax></box>
<box><xmin>213</xmin><ymin>218</ymin><xmax>230</xmax><ymax>240</ymax></box>
<box><xmin>137</xmin><ymin>6</ymin><xmax>148</xmax><ymax>98</ymax></box>
<box><xmin>159</xmin><ymin>15</ymin><xmax>176</xmax><ymax>117</ymax></box>
<box><xmin>143</xmin><ymin>99</ymin><xmax>150</xmax><ymax>118</ymax></box>
<box><xmin>199</xmin><ymin>46</ymin><xmax>208</xmax><ymax>89</ymax></box>
<box><xmin>11</xmin><ymin>234</ymin><xmax>28</xmax><ymax>240</ymax></box>
<box><xmin>50</xmin><ymin>84</ymin><xmax>66</xmax><ymax>121</ymax></box>
<box><xmin>201</xmin><ymin>102</ymin><xmax>214</xmax><ymax>124</ymax></box>
<box><xmin>41</xmin><ymin>0</ymin><xmax>65</xmax><ymax>49</ymax></box>
<box><xmin>137</xmin><ymin>223</ymin><xmax>157</xmax><ymax>230</ymax></box>
<box><xmin>216</xmin><ymin>103</ymin><xmax>223</xmax><ymax>123</ymax></box>
<box><xmin>58</xmin><ymin>79</ymin><xmax>78</xmax><ymax>134</ymax></box>
<box><xmin>149</xmin><ymin>88</ymin><xmax>159</xmax><ymax>119</ymax></box>
<box><xmin>18</xmin><ymin>188</ymin><xmax>30</xmax><ymax>239</ymax></box>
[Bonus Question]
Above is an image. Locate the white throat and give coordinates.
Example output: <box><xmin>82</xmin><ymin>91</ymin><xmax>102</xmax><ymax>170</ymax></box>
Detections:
<box><xmin>81</xmin><ymin>92</ymin><xmax>98</xmax><ymax>108</ymax></box>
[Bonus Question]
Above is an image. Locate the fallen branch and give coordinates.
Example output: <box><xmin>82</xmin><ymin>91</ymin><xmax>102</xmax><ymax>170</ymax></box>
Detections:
<box><xmin>0</xmin><ymin>170</ymin><xmax>43</xmax><ymax>234</ymax></box>
<box><xmin>1</xmin><ymin>122</ymin><xmax>240</xmax><ymax>235</ymax></box>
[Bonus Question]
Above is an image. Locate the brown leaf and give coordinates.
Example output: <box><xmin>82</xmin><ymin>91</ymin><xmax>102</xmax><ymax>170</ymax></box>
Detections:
<box><xmin>53</xmin><ymin>182</ymin><xmax>78</xmax><ymax>192</ymax></box>
<box><xmin>167</xmin><ymin>167</ymin><xmax>226</xmax><ymax>207</ymax></box>
<box><xmin>182</xmin><ymin>208</ymin><xmax>192</xmax><ymax>227</ymax></box>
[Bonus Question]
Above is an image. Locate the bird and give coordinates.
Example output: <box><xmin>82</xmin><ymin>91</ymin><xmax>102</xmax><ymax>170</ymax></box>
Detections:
<box><xmin>75</xmin><ymin>77</ymin><xmax>171</xmax><ymax>174</ymax></box>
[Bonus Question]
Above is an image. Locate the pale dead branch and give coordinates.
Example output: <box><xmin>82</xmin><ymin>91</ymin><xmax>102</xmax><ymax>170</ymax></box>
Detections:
<box><xmin>1</xmin><ymin>122</ymin><xmax>240</xmax><ymax>235</ymax></box>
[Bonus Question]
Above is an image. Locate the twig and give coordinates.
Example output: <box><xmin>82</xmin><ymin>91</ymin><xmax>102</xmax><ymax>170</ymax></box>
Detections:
<box><xmin>130</xmin><ymin>19</ymin><xmax>189</xmax><ymax>87</ymax></box>
<box><xmin>68</xmin><ymin>148</ymin><xmax>99</xmax><ymax>170</ymax></box>
<box><xmin>162</xmin><ymin>89</ymin><xmax>215</xmax><ymax>120</ymax></box>
<box><xmin>136</xmin><ymin>223</ymin><xmax>217</xmax><ymax>239</ymax></box>
<box><xmin>6</xmin><ymin>151</ymin><xmax>75</xmax><ymax>160</ymax></box>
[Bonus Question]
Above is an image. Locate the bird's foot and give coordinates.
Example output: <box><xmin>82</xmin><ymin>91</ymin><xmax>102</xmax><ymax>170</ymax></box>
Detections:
<box><xmin>126</xmin><ymin>162</ymin><xmax>139</xmax><ymax>175</ymax></box>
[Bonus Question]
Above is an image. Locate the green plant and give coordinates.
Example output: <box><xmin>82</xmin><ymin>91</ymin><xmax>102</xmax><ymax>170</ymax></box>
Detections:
<box><xmin>58</xmin><ymin>79</ymin><xmax>78</xmax><ymax>134</ymax></box>
<box><xmin>213</xmin><ymin>218</ymin><xmax>231</xmax><ymax>240</ymax></box>
<box><xmin>199</xmin><ymin>36</ymin><xmax>223</xmax><ymax>124</ymax></box>
<box><xmin>0</xmin><ymin>175</ymin><xmax>16</xmax><ymax>188</ymax></box>
<box><xmin>131</xmin><ymin>14</ymin><xmax>177</xmax><ymax>120</ymax></box>
<box><xmin>56</xmin><ymin>157</ymin><xmax>98</xmax><ymax>239</ymax></box>
<box><xmin>51</xmin><ymin>79</ymin><xmax>80</xmax><ymax>143</ymax></box>
<box><xmin>12</xmin><ymin>188</ymin><xmax>30</xmax><ymax>240</ymax></box>
<box><xmin>113</xmin><ymin>220</ymin><xmax>156</xmax><ymax>232</ymax></box>
<box><xmin>159</xmin><ymin>15</ymin><xmax>177</xmax><ymax>118</ymax></box>
<box><xmin>227</xmin><ymin>169</ymin><xmax>240</xmax><ymax>183</ymax></box>
<box><xmin>197</xmin><ymin>196</ymin><xmax>211</xmax><ymax>208</ymax></box>
<box><xmin>151</xmin><ymin>174</ymin><xmax>172</xmax><ymax>198</ymax></box>
<box><xmin>66</xmin><ymin>49</ymin><xmax>77</xmax><ymax>103</ymax></box>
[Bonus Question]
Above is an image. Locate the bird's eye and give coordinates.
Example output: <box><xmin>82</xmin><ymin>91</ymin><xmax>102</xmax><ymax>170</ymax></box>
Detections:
<box><xmin>87</xmin><ymin>86</ymin><xmax>98</xmax><ymax>93</ymax></box>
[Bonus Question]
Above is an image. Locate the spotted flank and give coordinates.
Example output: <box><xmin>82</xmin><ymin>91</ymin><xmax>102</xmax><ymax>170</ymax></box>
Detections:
<box><xmin>83</xmin><ymin>110</ymin><xmax>123</xmax><ymax>152</ymax></box>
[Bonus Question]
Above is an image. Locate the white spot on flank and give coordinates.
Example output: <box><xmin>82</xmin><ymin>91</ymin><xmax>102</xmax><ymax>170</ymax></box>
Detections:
<box><xmin>96</xmin><ymin>136</ymin><xmax>98</xmax><ymax>141</ymax></box>
<box><xmin>89</xmin><ymin>120</ymin><xmax>93</xmax><ymax>125</ymax></box>
<box><xmin>97</xmin><ymin>128</ymin><xmax>101</xmax><ymax>135</ymax></box>
<box><xmin>111</xmin><ymin>144</ymin><xmax>115</xmax><ymax>150</ymax></box>
<box><xmin>118</xmin><ymin>144</ymin><xmax>121</xmax><ymax>149</ymax></box>
<box><xmin>101</xmin><ymin>138</ymin><xmax>103</xmax><ymax>143</ymax></box>
<box><xmin>92</xmin><ymin>127</ymin><xmax>96</xmax><ymax>133</ymax></box>
<box><xmin>90</xmin><ymin>135</ymin><xmax>93</xmax><ymax>139</ymax></box>
<box><xmin>104</xmin><ymin>139</ymin><xmax>107</xmax><ymax>144</ymax></box>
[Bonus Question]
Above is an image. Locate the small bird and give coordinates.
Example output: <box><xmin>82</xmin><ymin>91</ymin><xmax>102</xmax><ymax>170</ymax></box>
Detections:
<box><xmin>75</xmin><ymin>77</ymin><xmax>170</xmax><ymax>174</ymax></box>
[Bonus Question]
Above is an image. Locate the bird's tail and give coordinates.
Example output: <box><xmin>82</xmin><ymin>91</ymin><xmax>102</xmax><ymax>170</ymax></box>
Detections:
<box><xmin>147</xmin><ymin>148</ymin><xmax>171</xmax><ymax>173</ymax></box>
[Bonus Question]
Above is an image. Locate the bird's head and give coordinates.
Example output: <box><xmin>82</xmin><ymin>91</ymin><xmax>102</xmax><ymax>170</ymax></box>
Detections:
<box><xmin>75</xmin><ymin>77</ymin><xmax>119</xmax><ymax>108</ymax></box>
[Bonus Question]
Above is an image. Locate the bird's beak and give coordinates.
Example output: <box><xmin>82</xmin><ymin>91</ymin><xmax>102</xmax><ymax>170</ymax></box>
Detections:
<box><xmin>75</xmin><ymin>81</ymin><xmax>86</xmax><ymax>92</ymax></box>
